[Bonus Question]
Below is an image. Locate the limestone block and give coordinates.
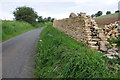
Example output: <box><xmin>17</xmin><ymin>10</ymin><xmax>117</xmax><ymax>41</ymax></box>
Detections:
<box><xmin>103</xmin><ymin>41</ymin><xmax>109</xmax><ymax>45</ymax></box>
<box><xmin>89</xmin><ymin>45</ymin><xmax>99</xmax><ymax>50</ymax></box>
<box><xmin>98</xmin><ymin>31</ymin><xmax>107</xmax><ymax>41</ymax></box>
<box><xmin>111</xmin><ymin>44</ymin><xmax>117</xmax><ymax>48</ymax></box>
<box><xmin>69</xmin><ymin>13</ymin><xmax>77</xmax><ymax>18</ymax></box>
<box><xmin>91</xmin><ymin>38</ymin><xmax>100</xmax><ymax>41</ymax></box>
<box><xmin>99</xmin><ymin>41</ymin><xmax>107</xmax><ymax>51</ymax></box>
<box><xmin>107</xmin><ymin>49</ymin><xmax>119</xmax><ymax>55</ymax></box>
<box><xmin>88</xmin><ymin>41</ymin><xmax>97</xmax><ymax>45</ymax></box>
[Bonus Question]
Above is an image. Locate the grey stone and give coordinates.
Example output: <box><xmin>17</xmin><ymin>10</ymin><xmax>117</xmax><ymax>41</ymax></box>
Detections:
<box><xmin>69</xmin><ymin>13</ymin><xmax>77</xmax><ymax>18</ymax></box>
<box><xmin>104</xmin><ymin>54</ymin><xmax>117</xmax><ymax>59</ymax></box>
<box><xmin>107</xmin><ymin>49</ymin><xmax>119</xmax><ymax>55</ymax></box>
<box><xmin>113</xmin><ymin>48</ymin><xmax>119</xmax><ymax>51</ymax></box>
<box><xmin>99</xmin><ymin>41</ymin><xmax>107</xmax><ymax>51</ymax></box>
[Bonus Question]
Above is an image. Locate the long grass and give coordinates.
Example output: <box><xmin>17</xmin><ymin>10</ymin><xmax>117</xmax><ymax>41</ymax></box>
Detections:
<box><xmin>34</xmin><ymin>23</ymin><xmax>119</xmax><ymax>78</ymax></box>
<box><xmin>2</xmin><ymin>20</ymin><xmax>43</xmax><ymax>42</ymax></box>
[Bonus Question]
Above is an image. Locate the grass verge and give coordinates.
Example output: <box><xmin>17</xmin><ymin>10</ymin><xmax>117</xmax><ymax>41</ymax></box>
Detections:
<box><xmin>2</xmin><ymin>20</ymin><xmax>44</xmax><ymax>42</ymax></box>
<box><xmin>35</xmin><ymin>23</ymin><xmax>119</xmax><ymax>78</ymax></box>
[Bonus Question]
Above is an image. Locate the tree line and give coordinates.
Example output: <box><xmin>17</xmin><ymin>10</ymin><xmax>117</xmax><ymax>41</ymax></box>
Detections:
<box><xmin>13</xmin><ymin>6</ymin><xmax>55</xmax><ymax>26</ymax></box>
<box><xmin>91</xmin><ymin>10</ymin><xmax>120</xmax><ymax>18</ymax></box>
<box><xmin>13</xmin><ymin>6</ymin><xmax>120</xmax><ymax>25</ymax></box>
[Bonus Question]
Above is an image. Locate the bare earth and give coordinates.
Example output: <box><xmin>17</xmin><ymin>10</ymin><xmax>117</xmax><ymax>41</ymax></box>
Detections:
<box><xmin>2</xmin><ymin>27</ymin><xmax>43</xmax><ymax>78</ymax></box>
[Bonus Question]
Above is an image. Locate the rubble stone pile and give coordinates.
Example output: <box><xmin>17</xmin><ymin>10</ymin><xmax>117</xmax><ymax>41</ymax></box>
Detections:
<box><xmin>53</xmin><ymin>13</ymin><xmax>120</xmax><ymax>59</ymax></box>
<box><xmin>103</xmin><ymin>22</ymin><xmax>119</xmax><ymax>40</ymax></box>
<box><xmin>102</xmin><ymin>21</ymin><xmax>120</xmax><ymax>58</ymax></box>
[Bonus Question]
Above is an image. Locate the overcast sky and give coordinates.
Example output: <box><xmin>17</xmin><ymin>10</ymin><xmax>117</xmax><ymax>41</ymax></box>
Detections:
<box><xmin>0</xmin><ymin>0</ymin><xmax>119</xmax><ymax>20</ymax></box>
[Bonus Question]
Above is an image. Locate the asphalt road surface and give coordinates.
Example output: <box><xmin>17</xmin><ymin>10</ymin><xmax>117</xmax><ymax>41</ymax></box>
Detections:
<box><xmin>2</xmin><ymin>27</ymin><xmax>43</xmax><ymax>78</ymax></box>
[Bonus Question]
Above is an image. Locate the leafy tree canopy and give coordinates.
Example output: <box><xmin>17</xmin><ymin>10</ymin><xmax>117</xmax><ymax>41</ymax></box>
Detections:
<box><xmin>95</xmin><ymin>11</ymin><xmax>103</xmax><ymax>17</ymax></box>
<box><xmin>106</xmin><ymin>11</ymin><xmax>111</xmax><ymax>15</ymax></box>
<box><xmin>13</xmin><ymin>6</ymin><xmax>38</xmax><ymax>25</ymax></box>
<box><xmin>115</xmin><ymin>10</ymin><xmax>120</xmax><ymax>13</ymax></box>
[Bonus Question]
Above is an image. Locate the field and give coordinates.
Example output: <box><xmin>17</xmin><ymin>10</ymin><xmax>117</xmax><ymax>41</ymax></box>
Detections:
<box><xmin>2</xmin><ymin>20</ymin><xmax>43</xmax><ymax>42</ymax></box>
<box><xmin>34</xmin><ymin>23</ymin><xmax>119</xmax><ymax>78</ymax></box>
<box><xmin>94</xmin><ymin>13</ymin><xmax>120</xmax><ymax>26</ymax></box>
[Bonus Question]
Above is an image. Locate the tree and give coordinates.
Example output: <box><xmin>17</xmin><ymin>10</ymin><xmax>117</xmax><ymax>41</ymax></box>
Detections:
<box><xmin>38</xmin><ymin>16</ymin><xmax>43</xmax><ymax>23</ymax></box>
<box><xmin>51</xmin><ymin>18</ymin><xmax>55</xmax><ymax>22</ymax></box>
<box><xmin>38</xmin><ymin>17</ymin><xmax>55</xmax><ymax>23</ymax></box>
<box><xmin>115</xmin><ymin>10</ymin><xmax>120</xmax><ymax>13</ymax></box>
<box><xmin>95</xmin><ymin>11</ymin><xmax>103</xmax><ymax>17</ymax></box>
<box><xmin>106</xmin><ymin>11</ymin><xmax>111</xmax><ymax>15</ymax></box>
<box><xmin>13</xmin><ymin>6</ymin><xmax>38</xmax><ymax>25</ymax></box>
<box><xmin>91</xmin><ymin>14</ymin><xmax>95</xmax><ymax>18</ymax></box>
<box><xmin>47</xmin><ymin>17</ymin><xmax>52</xmax><ymax>22</ymax></box>
<box><xmin>43</xmin><ymin>18</ymin><xmax>48</xmax><ymax>22</ymax></box>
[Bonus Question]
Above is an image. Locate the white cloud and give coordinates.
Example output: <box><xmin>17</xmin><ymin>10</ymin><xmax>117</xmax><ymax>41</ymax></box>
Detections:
<box><xmin>0</xmin><ymin>0</ymin><xmax>119</xmax><ymax>20</ymax></box>
<box><xmin>0</xmin><ymin>0</ymin><xmax>89</xmax><ymax>2</ymax></box>
<box><xmin>1</xmin><ymin>0</ymin><xmax>119</xmax><ymax>3</ymax></box>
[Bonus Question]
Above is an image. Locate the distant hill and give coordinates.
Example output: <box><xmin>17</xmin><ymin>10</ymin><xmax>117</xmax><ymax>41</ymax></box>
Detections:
<box><xmin>94</xmin><ymin>13</ymin><xmax>120</xmax><ymax>26</ymax></box>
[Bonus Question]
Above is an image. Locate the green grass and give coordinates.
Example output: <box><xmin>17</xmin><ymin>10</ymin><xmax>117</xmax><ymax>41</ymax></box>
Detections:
<box><xmin>34</xmin><ymin>23</ymin><xmax>119</xmax><ymax>78</ymax></box>
<box><xmin>1</xmin><ymin>20</ymin><xmax>44</xmax><ymax>42</ymax></box>
<box><xmin>95</xmin><ymin>13</ymin><xmax>119</xmax><ymax>19</ymax></box>
<box><xmin>108</xmin><ymin>38</ymin><xmax>120</xmax><ymax>48</ymax></box>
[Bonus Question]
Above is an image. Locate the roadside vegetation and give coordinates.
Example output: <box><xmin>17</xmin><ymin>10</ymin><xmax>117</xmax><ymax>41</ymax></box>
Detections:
<box><xmin>2</xmin><ymin>20</ymin><xmax>44</xmax><ymax>42</ymax></box>
<box><xmin>13</xmin><ymin>6</ymin><xmax>55</xmax><ymax>26</ymax></box>
<box><xmin>0</xmin><ymin>21</ymin><xmax>2</xmax><ymax>42</ymax></box>
<box><xmin>34</xmin><ymin>22</ymin><xmax>119</xmax><ymax>78</ymax></box>
<box><xmin>1</xmin><ymin>6</ymin><xmax>55</xmax><ymax>42</ymax></box>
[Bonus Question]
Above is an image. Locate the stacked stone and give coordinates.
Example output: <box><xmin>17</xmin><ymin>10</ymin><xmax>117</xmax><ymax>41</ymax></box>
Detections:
<box><xmin>98</xmin><ymin>29</ymin><xmax>110</xmax><ymax>52</ymax></box>
<box><xmin>79</xmin><ymin>14</ymin><xmax>119</xmax><ymax>56</ymax></box>
<box><xmin>53</xmin><ymin>15</ymin><xmax>86</xmax><ymax>44</ymax></box>
<box><xmin>53</xmin><ymin>13</ymin><xmax>119</xmax><ymax>58</ymax></box>
<box><xmin>103</xmin><ymin>22</ymin><xmax>119</xmax><ymax>40</ymax></box>
<box><xmin>72</xmin><ymin>13</ymin><xmax>119</xmax><ymax>59</ymax></box>
<box><xmin>80</xmin><ymin>14</ymin><xmax>101</xmax><ymax>50</ymax></box>
<box><xmin>101</xmin><ymin>21</ymin><xmax>120</xmax><ymax>59</ymax></box>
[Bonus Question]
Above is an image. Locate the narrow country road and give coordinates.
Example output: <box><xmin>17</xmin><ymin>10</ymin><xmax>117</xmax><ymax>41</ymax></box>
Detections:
<box><xmin>2</xmin><ymin>27</ymin><xmax>43</xmax><ymax>78</ymax></box>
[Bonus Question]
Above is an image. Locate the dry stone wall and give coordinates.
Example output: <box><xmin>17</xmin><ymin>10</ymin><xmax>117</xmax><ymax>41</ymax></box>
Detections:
<box><xmin>53</xmin><ymin>13</ymin><xmax>120</xmax><ymax>59</ymax></box>
<box><xmin>53</xmin><ymin>16</ymin><xmax>86</xmax><ymax>43</ymax></box>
